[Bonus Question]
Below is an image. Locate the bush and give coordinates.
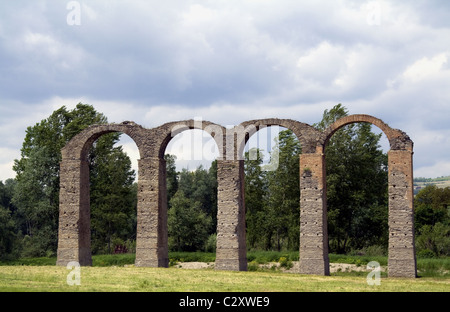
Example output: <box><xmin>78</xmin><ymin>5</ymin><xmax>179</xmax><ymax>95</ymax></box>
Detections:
<box><xmin>417</xmin><ymin>249</ymin><xmax>435</xmax><ymax>258</ymax></box>
<box><xmin>416</xmin><ymin>223</ymin><xmax>450</xmax><ymax>257</ymax></box>
<box><xmin>279</xmin><ymin>256</ymin><xmax>293</xmax><ymax>269</ymax></box>
<box><xmin>247</xmin><ymin>261</ymin><xmax>259</xmax><ymax>271</ymax></box>
<box><xmin>204</xmin><ymin>234</ymin><xmax>216</xmax><ymax>253</ymax></box>
<box><xmin>349</xmin><ymin>245</ymin><xmax>387</xmax><ymax>257</ymax></box>
<box><xmin>169</xmin><ymin>251</ymin><xmax>215</xmax><ymax>263</ymax></box>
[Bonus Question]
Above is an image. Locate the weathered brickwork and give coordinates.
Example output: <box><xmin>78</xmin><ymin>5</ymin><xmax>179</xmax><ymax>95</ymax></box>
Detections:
<box><xmin>56</xmin><ymin>115</ymin><xmax>417</xmax><ymax>278</ymax></box>
<box><xmin>299</xmin><ymin>152</ymin><xmax>330</xmax><ymax>276</ymax></box>
<box><xmin>387</xmin><ymin>150</ymin><xmax>416</xmax><ymax>277</ymax></box>
<box><xmin>215</xmin><ymin>160</ymin><xmax>247</xmax><ymax>271</ymax></box>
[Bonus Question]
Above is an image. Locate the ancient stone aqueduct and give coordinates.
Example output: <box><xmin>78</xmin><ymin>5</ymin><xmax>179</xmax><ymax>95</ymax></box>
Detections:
<box><xmin>56</xmin><ymin>114</ymin><xmax>417</xmax><ymax>277</ymax></box>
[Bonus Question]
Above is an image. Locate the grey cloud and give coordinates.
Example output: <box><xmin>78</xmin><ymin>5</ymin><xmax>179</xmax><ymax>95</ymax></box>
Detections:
<box><xmin>0</xmin><ymin>0</ymin><xmax>450</xmax><ymax>179</ymax></box>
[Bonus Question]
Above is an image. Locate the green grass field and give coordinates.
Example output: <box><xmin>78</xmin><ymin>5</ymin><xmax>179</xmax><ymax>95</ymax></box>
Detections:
<box><xmin>0</xmin><ymin>252</ymin><xmax>449</xmax><ymax>292</ymax></box>
<box><xmin>0</xmin><ymin>265</ymin><xmax>449</xmax><ymax>292</ymax></box>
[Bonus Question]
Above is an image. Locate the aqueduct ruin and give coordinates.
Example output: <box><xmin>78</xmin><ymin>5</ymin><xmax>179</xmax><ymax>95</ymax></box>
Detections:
<box><xmin>56</xmin><ymin>115</ymin><xmax>417</xmax><ymax>278</ymax></box>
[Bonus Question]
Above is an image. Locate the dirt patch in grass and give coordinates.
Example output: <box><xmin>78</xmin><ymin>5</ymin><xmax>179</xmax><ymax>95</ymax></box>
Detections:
<box><xmin>172</xmin><ymin>261</ymin><xmax>387</xmax><ymax>273</ymax></box>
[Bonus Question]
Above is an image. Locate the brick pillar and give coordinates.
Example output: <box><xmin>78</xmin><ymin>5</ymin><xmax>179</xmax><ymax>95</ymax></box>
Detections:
<box><xmin>215</xmin><ymin>160</ymin><xmax>247</xmax><ymax>271</ymax></box>
<box><xmin>57</xmin><ymin>159</ymin><xmax>92</xmax><ymax>266</ymax></box>
<box><xmin>388</xmin><ymin>150</ymin><xmax>417</xmax><ymax>277</ymax></box>
<box><xmin>135</xmin><ymin>157</ymin><xmax>169</xmax><ymax>267</ymax></box>
<box><xmin>299</xmin><ymin>152</ymin><xmax>330</xmax><ymax>275</ymax></box>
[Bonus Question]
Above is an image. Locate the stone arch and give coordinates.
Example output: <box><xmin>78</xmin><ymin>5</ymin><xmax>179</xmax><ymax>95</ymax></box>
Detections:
<box><xmin>133</xmin><ymin>120</ymin><xmax>226</xmax><ymax>267</ymax></box>
<box><xmin>61</xmin><ymin>122</ymin><xmax>148</xmax><ymax>160</ymax></box>
<box><xmin>56</xmin><ymin>122</ymin><xmax>148</xmax><ymax>266</ymax></box>
<box><xmin>56</xmin><ymin>115</ymin><xmax>417</xmax><ymax>277</ymax></box>
<box><xmin>214</xmin><ymin>119</ymin><xmax>321</xmax><ymax>271</ymax></box>
<box><xmin>299</xmin><ymin>114</ymin><xmax>416</xmax><ymax>277</ymax></box>
<box><xmin>154</xmin><ymin>119</ymin><xmax>226</xmax><ymax>160</ymax></box>
<box><xmin>320</xmin><ymin>114</ymin><xmax>413</xmax><ymax>152</ymax></box>
<box><xmin>236</xmin><ymin>118</ymin><xmax>321</xmax><ymax>158</ymax></box>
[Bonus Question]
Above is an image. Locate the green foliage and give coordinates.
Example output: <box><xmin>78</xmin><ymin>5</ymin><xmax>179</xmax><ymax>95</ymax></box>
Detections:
<box><xmin>414</xmin><ymin>185</ymin><xmax>450</xmax><ymax>257</ymax></box>
<box><xmin>0</xmin><ymin>179</ymin><xmax>19</xmax><ymax>260</ymax></box>
<box><xmin>244</xmin><ymin>148</ymin><xmax>268</xmax><ymax>249</ymax></box>
<box><xmin>416</xmin><ymin>223</ymin><xmax>449</xmax><ymax>257</ymax></box>
<box><xmin>10</xmin><ymin>103</ymin><xmax>136</xmax><ymax>257</ymax></box>
<box><xmin>246</xmin><ymin>250</ymin><xmax>298</xmax><ymax>264</ymax></box>
<box><xmin>168</xmin><ymin>190</ymin><xmax>212</xmax><ymax>252</ymax></box>
<box><xmin>417</xmin><ymin>249</ymin><xmax>436</xmax><ymax>259</ymax></box>
<box><xmin>204</xmin><ymin>233</ymin><xmax>217</xmax><ymax>252</ymax></box>
<box><xmin>90</xmin><ymin>137</ymin><xmax>136</xmax><ymax>254</ymax></box>
<box><xmin>278</xmin><ymin>256</ymin><xmax>293</xmax><ymax>269</ymax></box>
<box><xmin>168</xmin><ymin>251</ymin><xmax>215</xmax><ymax>263</ymax></box>
<box><xmin>265</xmin><ymin>130</ymin><xmax>301</xmax><ymax>251</ymax></box>
<box><xmin>92</xmin><ymin>253</ymin><xmax>135</xmax><ymax>267</ymax></box>
<box><xmin>315</xmin><ymin>104</ymin><xmax>389</xmax><ymax>254</ymax></box>
<box><xmin>177</xmin><ymin>164</ymin><xmax>218</xmax><ymax>224</ymax></box>
<box><xmin>165</xmin><ymin>154</ymin><xmax>178</xmax><ymax>207</ymax></box>
<box><xmin>244</xmin><ymin>130</ymin><xmax>301</xmax><ymax>251</ymax></box>
<box><xmin>348</xmin><ymin>245</ymin><xmax>387</xmax><ymax>257</ymax></box>
<box><xmin>416</xmin><ymin>257</ymin><xmax>450</xmax><ymax>278</ymax></box>
<box><xmin>244</xmin><ymin>104</ymin><xmax>391</xmax><ymax>254</ymax></box>
<box><xmin>328</xmin><ymin>253</ymin><xmax>387</xmax><ymax>266</ymax></box>
<box><xmin>415</xmin><ymin>176</ymin><xmax>450</xmax><ymax>183</ymax></box>
<box><xmin>414</xmin><ymin>185</ymin><xmax>449</xmax><ymax>228</ymax></box>
<box><xmin>166</xmin><ymin>159</ymin><xmax>217</xmax><ymax>252</ymax></box>
<box><xmin>0</xmin><ymin>206</ymin><xmax>17</xmax><ymax>259</ymax></box>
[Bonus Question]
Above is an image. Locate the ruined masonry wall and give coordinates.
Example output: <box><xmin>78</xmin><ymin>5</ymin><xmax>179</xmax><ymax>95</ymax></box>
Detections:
<box><xmin>56</xmin><ymin>116</ymin><xmax>417</xmax><ymax>278</ymax></box>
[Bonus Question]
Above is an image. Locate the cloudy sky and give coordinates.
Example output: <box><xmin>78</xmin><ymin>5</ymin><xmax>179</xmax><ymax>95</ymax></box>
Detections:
<box><xmin>1</xmin><ymin>0</ymin><xmax>449</xmax><ymax>180</ymax></box>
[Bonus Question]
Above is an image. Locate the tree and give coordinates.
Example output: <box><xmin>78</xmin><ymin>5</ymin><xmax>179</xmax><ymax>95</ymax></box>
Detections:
<box><xmin>414</xmin><ymin>185</ymin><xmax>449</xmax><ymax>231</ymax></box>
<box><xmin>414</xmin><ymin>185</ymin><xmax>450</xmax><ymax>257</ymax></box>
<box><xmin>165</xmin><ymin>154</ymin><xmax>178</xmax><ymax>208</ymax></box>
<box><xmin>244</xmin><ymin>148</ymin><xmax>268</xmax><ymax>249</ymax></box>
<box><xmin>265</xmin><ymin>130</ymin><xmax>301</xmax><ymax>251</ymax></box>
<box><xmin>314</xmin><ymin>104</ymin><xmax>389</xmax><ymax>254</ymax></box>
<box><xmin>0</xmin><ymin>179</ymin><xmax>18</xmax><ymax>260</ymax></box>
<box><xmin>13</xmin><ymin>146</ymin><xmax>61</xmax><ymax>256</ymax></box>
<box><xmin>165</xmin><ymin>159</ymin><xmax>218</xmax><ymax>251</ymax></box>
<box><xmin>12</xmin><ymin>103</ymin><xmax>136</xmax><ymax>257</ymax></box>
<box><xmin>244</xmin><ymin>130</ymin><xmax>301</xmax><ymax>251</ymax></box>
<box><xmin>89</xmin><ymin>140</ymin><xmax>136</xmax><ymax>254</ymax></box>
<box><xmin>175</xmin><ymin>163</ymin><xmax>217</xmax><ymax>234</ymax></box>
<box><xmin>168</xmin><ymin>190</ymin><xmax>212</xmax><ymax>251</ymax></box>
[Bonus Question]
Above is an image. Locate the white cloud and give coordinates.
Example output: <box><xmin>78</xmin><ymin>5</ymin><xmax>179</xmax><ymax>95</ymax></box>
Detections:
<box><xmin>415</xmin><ymin>161</ymin><xmax>450</xmax><ymax>179</ymax></box>
<box><xmin>402</xmin><ymin>53</ymin><xmax>448</xmax><ymax>83</ymax></box>
<box><xmin>297</xmin><ymin>41</ymin><xmax>346</xmax><ymax>84</ymax></box>
<box><xmin>1</xmin><ymin>0</ymin><xmax>450</xmax><ymax>179</ymax></box>
<box><xmin>0</xmin><ymin>148</ymin><xmax>19</xmax><ymax>181</ymax></box>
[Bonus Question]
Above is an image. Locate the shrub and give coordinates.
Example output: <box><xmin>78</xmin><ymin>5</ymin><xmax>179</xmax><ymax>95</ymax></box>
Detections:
<box><xmin>247</xmin><ymin>261</ymin><xmax>259</xmax><ymax>271</ymax></box>
<box><xmin>416</xmin><ymin>223</ymin><xmax>450</xmax><ymax>257</ymax></box>
<box><xmin>204</xmin><ymin>234</ymin><xmax>217</xmax><ymax>253</ymax></box>
<box><xmin>279</xmin><ymin>256</ymin><xmax>293</xmax><ymax>269</ymax></box>
<box><xmin>417</xmin><ymin>249</ymin><xmax>435</xmax><ymax>258</ymax></box>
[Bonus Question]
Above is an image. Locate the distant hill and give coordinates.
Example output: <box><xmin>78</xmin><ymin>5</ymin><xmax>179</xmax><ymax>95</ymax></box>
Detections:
<box><xmin>413</xmin><ymin>175</ymin><xmax>450</xmax><ymax>194</ymax></box>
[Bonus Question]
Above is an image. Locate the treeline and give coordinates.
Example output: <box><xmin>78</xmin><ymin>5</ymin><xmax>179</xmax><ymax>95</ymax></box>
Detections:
<box><xmin>165</xmin><ymin>155</ymin><xmax>218</xmax><ymax>252</ymax></box>
<box><xmin>414</xmin><ymin>176</ymin><xmax>450</xmax><ymax>183</ymax></box>
<box><xmin>414</xmin><ymin>185</ymin><xmax>450</xmax><ymax>257</ymax></box>
<box><xmin>0</xmin><ymin>104</ymin><xmax>137</xmax><ymax>259</ymax></box>
<box><xmin>245</xmin><ymin>104</ymin><xmax>390</xmax><ymax>254</ymax></box>
<box><xmin>0</xmin><ymin>103</ymin><xmax>448</xmax><ymax>260</ymax></box>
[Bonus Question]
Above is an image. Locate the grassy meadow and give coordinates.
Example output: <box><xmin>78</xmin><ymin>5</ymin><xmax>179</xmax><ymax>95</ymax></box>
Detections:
<box><xmin>0</xmin><ymin>252</ymin><xmax>448</xmax><ymax>292</ymax></box>
<box><xmin>0</xmin><ymin>265</ymin><xmax>449</xmax><ymax>292</ymax></box>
